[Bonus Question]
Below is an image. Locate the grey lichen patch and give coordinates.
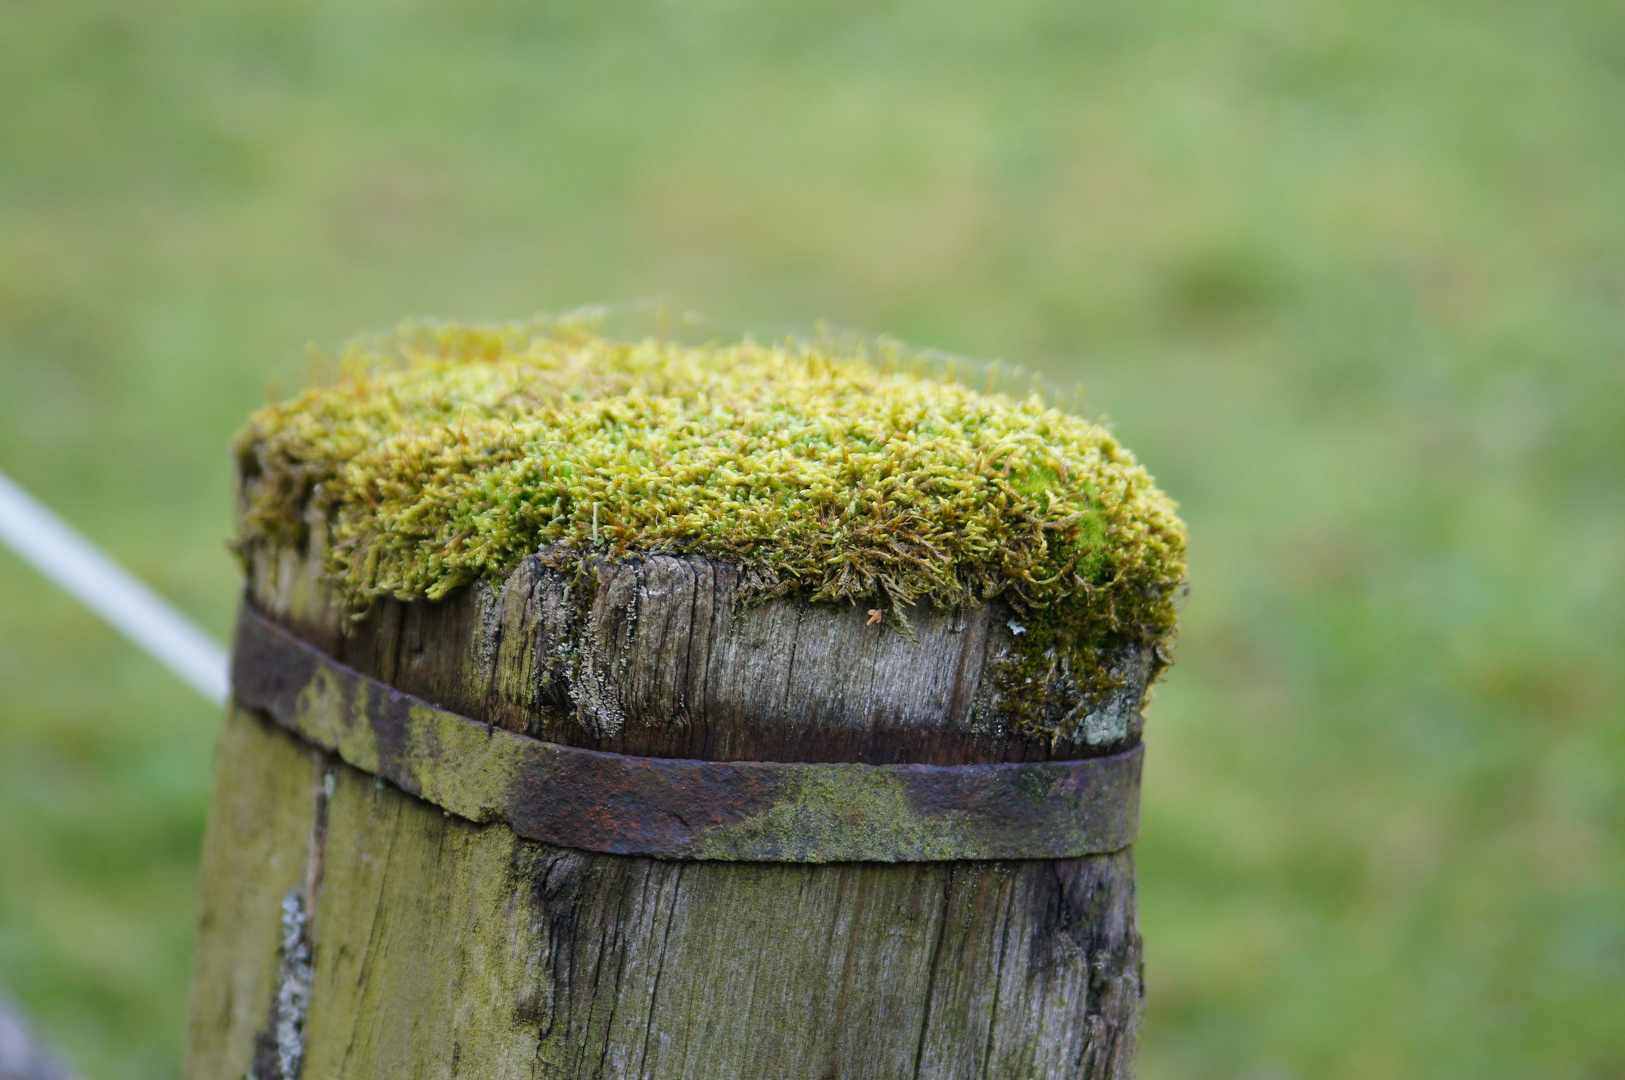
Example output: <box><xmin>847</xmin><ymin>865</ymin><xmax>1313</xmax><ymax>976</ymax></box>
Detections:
<box><xmin>234</xmin><ymin>317</ymin><xmax>1187</xmax><ymax>738</ymax></box>
<box><xmin>1067</xmin><ymin>644</ymin><xmax>1155</xmax><ymax>748</ymax></box>
<box><xmin>247</xmin><ymin>893</ymin><xmax>312</xmax><ymax>1080</ymax></box>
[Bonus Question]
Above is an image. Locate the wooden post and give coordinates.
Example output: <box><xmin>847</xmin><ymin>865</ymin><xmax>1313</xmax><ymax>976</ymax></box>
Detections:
<box><xmin>186</xmin><ymin>539</ymin><xmax>1150</xmax><ymax>1079</ymax></box>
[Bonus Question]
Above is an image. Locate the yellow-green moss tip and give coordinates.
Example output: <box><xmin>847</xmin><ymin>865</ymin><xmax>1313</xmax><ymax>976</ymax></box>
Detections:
<box><xmin>235</xmin><ymin>321</ymin><xmax>1187</xmax><ymax>720</ymax></box>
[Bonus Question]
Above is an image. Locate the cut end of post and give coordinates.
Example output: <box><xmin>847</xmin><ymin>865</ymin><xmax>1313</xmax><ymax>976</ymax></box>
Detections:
<box><xmin>232</xmin><ymin>315</ymin><xmax>1187</xmax><ymax>739</ymax></box>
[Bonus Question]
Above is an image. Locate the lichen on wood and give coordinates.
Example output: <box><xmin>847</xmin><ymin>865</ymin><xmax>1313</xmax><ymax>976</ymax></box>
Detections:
<box><xmin>192</xmin><ymin>488</ymin><xmax>1160</xmax><ymax>1077</ymax></box>
<box><xmin>234</xmin><ymin>316</ymin><xmax>1186</xmax><ymax>737</ymax></box>
<box><xmin>189</xmin><ymin>708</ymin><xmax>1145</xmax><ymax>1080</ymax></box>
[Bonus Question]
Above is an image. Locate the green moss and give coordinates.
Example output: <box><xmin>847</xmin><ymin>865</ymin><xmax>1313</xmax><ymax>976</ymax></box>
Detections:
<box><xmin>235</xmin><ymin>318</ymin><xmax>1187</xmax><ymax>735</ymax></box>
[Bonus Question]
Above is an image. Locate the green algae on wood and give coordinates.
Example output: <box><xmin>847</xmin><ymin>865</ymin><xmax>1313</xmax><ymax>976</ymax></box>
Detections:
<box><xmin>190</xmin><ymin>709</ymin><xmax>1145</xmax><ymax>1080</ymax></box>
<box><xmin>234</xmin><ymin>319</ymin><xmax>1187</xmax><ymax>733</ymax></box>
<box><xmin>197</xmin><ymin>510</ymin><xmax>1151</xmax><ymax>1077</ymax></box>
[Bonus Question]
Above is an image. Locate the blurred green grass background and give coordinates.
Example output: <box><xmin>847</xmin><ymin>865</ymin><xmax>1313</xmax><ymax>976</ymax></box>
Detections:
<box><xmin>1</xmin><ymin>1</ymin><xmax>1621</xmax><ymax>1077</ymax></box>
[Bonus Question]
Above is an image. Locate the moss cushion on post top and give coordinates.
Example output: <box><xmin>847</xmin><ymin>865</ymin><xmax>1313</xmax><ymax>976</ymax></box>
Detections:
<box><xmin>234</xmin><ymin>318</ymin><xmax>1187</xmax><ymax>736</ymax></box>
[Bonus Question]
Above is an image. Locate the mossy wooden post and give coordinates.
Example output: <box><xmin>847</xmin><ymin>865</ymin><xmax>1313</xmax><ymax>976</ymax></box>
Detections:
<box><xmin>186</xmin><ymin>324</ymin><xmax>1185</xmax><ymax>1080</ymax></box>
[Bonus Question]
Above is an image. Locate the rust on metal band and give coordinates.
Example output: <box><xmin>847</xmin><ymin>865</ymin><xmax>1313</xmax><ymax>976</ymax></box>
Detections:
<box><xmin>230</xmin><ymin>603</ymin><xmax>1143</xmax><ymax>862</ymax></box>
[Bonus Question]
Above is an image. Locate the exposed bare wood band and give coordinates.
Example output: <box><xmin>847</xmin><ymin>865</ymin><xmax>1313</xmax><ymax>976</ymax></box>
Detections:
<box><xmin>231</xmin><ymin>603</ymin><xmax>1142</xmax><ymax>862</ymax></box>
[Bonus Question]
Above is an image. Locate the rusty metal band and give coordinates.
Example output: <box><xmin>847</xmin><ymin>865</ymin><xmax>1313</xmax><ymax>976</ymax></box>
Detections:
<box><xmin>231</xmin><ymin>603</ymin><xmax>1142</xmax><ymax>863</ymax></box>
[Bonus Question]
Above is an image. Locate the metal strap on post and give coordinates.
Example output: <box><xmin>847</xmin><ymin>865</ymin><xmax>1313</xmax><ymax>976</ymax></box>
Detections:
<box><xmin>232</xmin><ymin>603</ymin><xmax>1142</xmax><ymax>863</ymax></box>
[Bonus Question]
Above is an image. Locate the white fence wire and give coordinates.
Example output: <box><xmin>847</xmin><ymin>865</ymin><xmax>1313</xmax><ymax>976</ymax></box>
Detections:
<box><xmin>0</xmin><ymin>467</ymin><xmax>228</xmax><ymax>705</ymax></box>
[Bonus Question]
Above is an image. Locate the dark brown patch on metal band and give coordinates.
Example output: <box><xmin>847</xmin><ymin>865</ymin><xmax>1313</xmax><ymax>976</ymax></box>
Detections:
<box><xmin>232</xmin><ymin>603</ymin><xmax>1142</xmax><ymax>862</ymax></box>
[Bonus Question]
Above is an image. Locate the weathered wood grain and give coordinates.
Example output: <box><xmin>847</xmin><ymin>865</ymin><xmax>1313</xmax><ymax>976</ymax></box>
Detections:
<box><xmin>243</xmin><ymin>531</ymin><xmax>1152</xmax><ymax>765</ymax></box>
<box><xmin>186</xmin><ymin>706</ymin><xmax>324</xmax><ymax>1080</ymax></box>
<box><xmin>189</xmin><ymin>536</ymin><xmax>1146</xmax><ymax>1079</ymax></box>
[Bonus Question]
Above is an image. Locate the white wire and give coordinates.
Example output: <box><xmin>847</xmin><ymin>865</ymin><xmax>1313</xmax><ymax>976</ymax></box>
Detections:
<box><xmin>0</xmin><ymin>468</ymin><xmax>229</xmax><ymax>705</ymax></box>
